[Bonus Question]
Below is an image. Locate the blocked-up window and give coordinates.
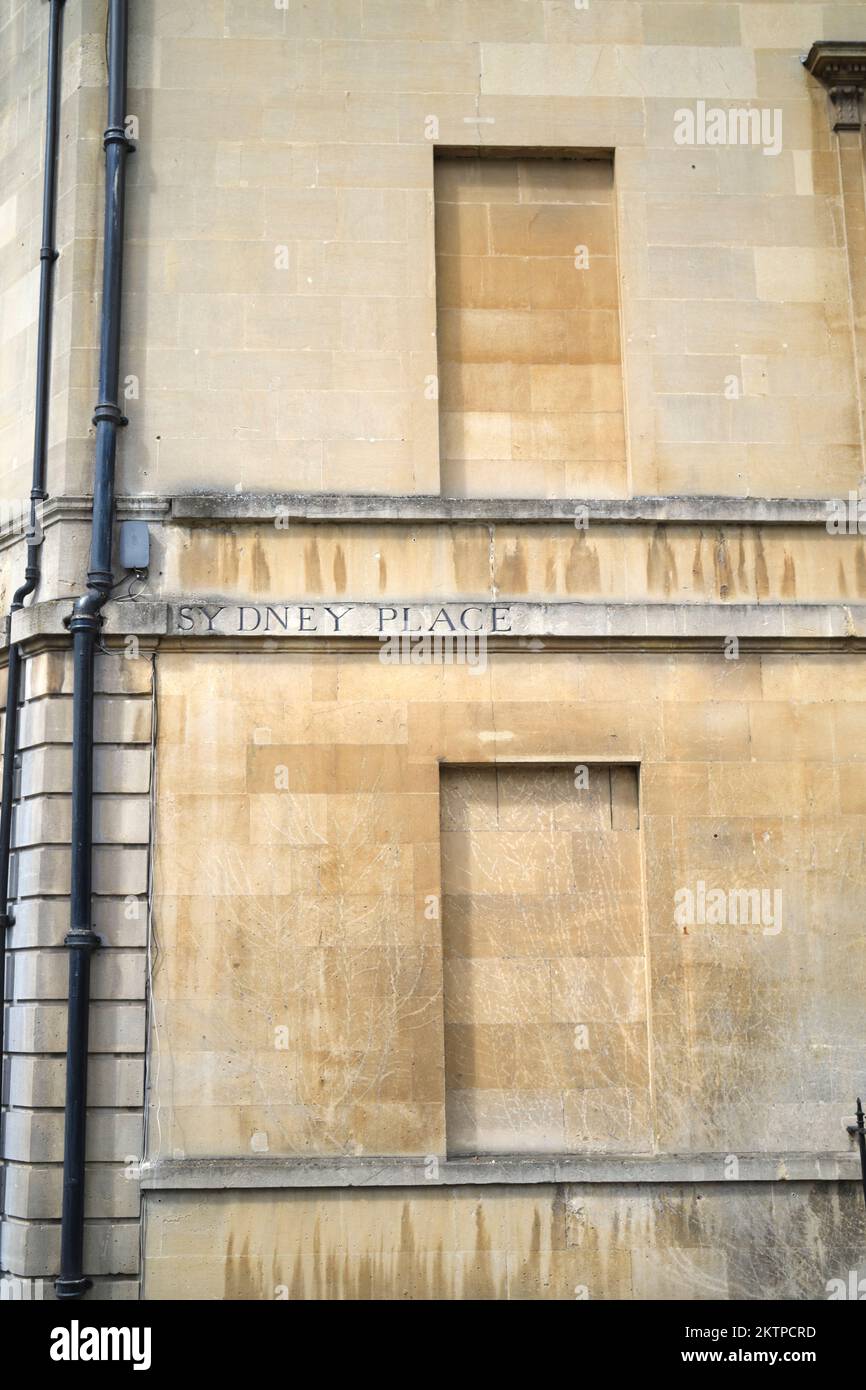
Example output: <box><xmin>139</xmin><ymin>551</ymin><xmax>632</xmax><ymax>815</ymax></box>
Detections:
<box><xmin>434</xmin><ymin>152</ymin><xmax>624</xmax><ymax>499</ymax></box>
<box><xmin>441</xmin><ymin>764</ymin><xmax>650</xmax><ymax>1156</ymax></box>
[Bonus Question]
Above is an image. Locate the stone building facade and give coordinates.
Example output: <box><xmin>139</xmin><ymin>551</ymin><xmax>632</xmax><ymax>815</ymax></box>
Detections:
<box><xmin>1</xmin><ymin>0</ymin><xmax>866</xmax><ymax>1300</ymax></box>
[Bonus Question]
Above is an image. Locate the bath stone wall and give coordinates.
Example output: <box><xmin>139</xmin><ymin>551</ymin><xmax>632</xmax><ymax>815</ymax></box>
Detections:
<box><xmin>158</xmin><ymin>519</ymin><xmax>866</xmax><ymax>611</ymax></box>
<box><xmin>435</xmin><ymin>154</ymin><xmax>624</xmax><ymax>498</ymax></box>
<box><xmin>0</xmin><ymin>646</ymin><xmax>150</xmax><ymax>1299</ymax></box>
<box><xmin>150</xmin><ymin>647</ymin><xmax>864</xmax><ymax>1164</ymax></box>
<box><xmin>442</xmin><ymin>763</ymin><xmax>649</xmax><ymax>1155</ymax></box>
<box><xmin>142</xmin><ymin>1182</ymin><xmax>866</xmax><ymax>1301</ymax></box>
<box><xmin>65</xmin><ymin>0</ymin><xmax>862</xmax><ymax>499</ymax></box>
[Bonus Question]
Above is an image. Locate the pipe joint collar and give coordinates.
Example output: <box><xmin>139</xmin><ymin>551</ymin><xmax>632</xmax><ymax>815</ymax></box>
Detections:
<box><xmin>92</xmin><ymin>400</ymin><xmax>128</xmax><ymax>428</ymax></box>
<box><xmin>103</xmin><ymin>124</ymin><xmax>135</xmax><ymax>153</ymax></box>
<box><xmin>55</xmin><ymin>1276</ymin><xmax>94</xmax><ymax>1300</ymax></box>
<box><xmin>63</xmin><ymin>930</ymin><xmax>101</xmax><ymax>950</ymax></box>
<box><xmin>65</xmin><ymin>608</ymin><xmax>102</xmax><ymax>635</ymax></box>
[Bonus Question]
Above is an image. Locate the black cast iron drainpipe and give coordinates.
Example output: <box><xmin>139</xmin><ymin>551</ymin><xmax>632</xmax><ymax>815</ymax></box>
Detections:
<box><xmin>55</xmin><ymin>0</ymin><xmax>133</xmax><ymax>1301</ymax></box>
<box><xmin>0</xmin><ymin>0</ymin><xmax>65</xmax><ymax>1203</ymax></box>
<box><xmin>848</xmin><ymin>1098</ymin><xmax>866</xmax><ymax>1217</ymax></box>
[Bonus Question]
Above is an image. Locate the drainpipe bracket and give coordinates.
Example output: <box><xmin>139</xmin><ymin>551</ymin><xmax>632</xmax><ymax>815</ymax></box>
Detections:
<box><xmin>54</xmin><ymin>1276</ymin><xmax>93</xmax><ymax>1300</ymax></box>
<box><xmin>39</xmin><ymin>246</ymin><xmax>59</xmax><ymax>264</ymax></box>
<box><xmin>0</xmin><ymin>912</ymin><xmax>14</xmax><ymax>931</ymax></box>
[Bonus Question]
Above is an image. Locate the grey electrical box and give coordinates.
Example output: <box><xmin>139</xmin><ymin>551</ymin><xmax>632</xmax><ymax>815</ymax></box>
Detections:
<box><xmin>118</xmin><ymin>519</ymin><xmax>150</xmax><ymax>570</ymax></box>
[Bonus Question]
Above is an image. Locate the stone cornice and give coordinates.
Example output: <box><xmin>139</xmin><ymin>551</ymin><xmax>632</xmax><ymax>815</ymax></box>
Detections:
<box><xmin>139</xmin><ymin>1152</ymin><xmax>862</xmax><ymax>1191</ymax></box>
<box><xmin>0</xmin><ymin>493</ymin><xmax>169</xmax><ymax>553</ymax></box>
<box><xmin>168</xmin><ymin>492</ymin><xmax>840</xmax><ymax>527</ymax></box>
<box><xmin>0</xmin><ymin>495</ymin><xmax>849</xmax><ymax>549</ymax></box>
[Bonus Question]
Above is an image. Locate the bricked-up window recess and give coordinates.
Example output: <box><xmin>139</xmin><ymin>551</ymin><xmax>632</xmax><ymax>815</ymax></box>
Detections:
<box><xmin>441</xmin><ymin>764</ymin><xmax>650</xmax><ymax>1157</ymax></box>
<box><xmin>434</xmin><ymin>151</ymin><xmax>625</xmax><ymax>499</ymax></box>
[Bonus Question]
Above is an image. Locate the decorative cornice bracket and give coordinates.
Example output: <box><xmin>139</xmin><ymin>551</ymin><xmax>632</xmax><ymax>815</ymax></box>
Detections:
<box><xmin>804</xmin><ymin>41</ymin><xmax>866</xmax><ymax>132</ymax></box>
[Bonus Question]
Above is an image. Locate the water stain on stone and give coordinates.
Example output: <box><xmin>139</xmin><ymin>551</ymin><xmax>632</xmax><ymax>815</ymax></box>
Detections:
<box><xmin>530</xmin><ymin>1208</ymin><xmax>542</xmax><ymax>1256</ymax></box>
<box><xmin>289</xmin><ymin>1249</ymin><xmax>304</xmax><ymax>1300</ymax></box>
<box><xmin>691</xmin><ymin>534</ymin><xmax>706</xmax><ymax>595</ymax></box>
<box><xmin>224</xmin><ymin>1232</ymin><xmax>263</xmax><ymax>1300</ymax></box>
<box><xmin>223</xmin><ymin>1231</ymin><xmax>238</xmax><ymax>1297</ymax></box>
<box><xmin>754</xmin><ymin>533</ymin><xmax>770</xmax><ymax>600</ymax></box>
<box><xmin>781</xmin><ymin>552</ymin><xmax>796</xmax><ymax>599</ymax></box>
<box><xmin>222</xmin><ymin>533</ymin><xmax>241</xmax><ymax>589</ymax></box>
<box><xmin>378</xmin><ymin>552</ymin><xmax>387</xmax><ymax>590</ymax></box>
<box><xmin>497</xmin><ymin>539</ymin><xmax>528</xmax><ymax>594</ymax></box>
<box><xmin>219</xmin><ymin>535</ymin><xmax>241</xmax><ymax>588</ymax></box>
<box><xmin>400</xmin><ymin>1201</ymin><xmax>416</xmax><ymax>1257</ymax></box>
<box><xmin>452</xmin><ymin>526</ymin><xmax>489</xmax><ymax>593</ymax></box>
<box><xmin>432</xmin><ymin>1238</ymin><xmax>445</xmax><ymax>1299</ymax></box>
<box><xmin>308</xmin><ymin>1215</ymin><xmax>325</xmax><ymax>1300</ymax></box>
<box><xmin>304</xmin><ymin>538</ymin><xmax>322</xmax><ymax>592</ymax></box>
<box><xmin>855</xmin><ymin>544</ymin><xmax>866</xmax><ymax>598</ymax></box>
<box><xmin>565</xmin><ymin>533</ymin><xmax>601</xmax><ymax>593</ymax></box>
<box><xmin>333</xmin><ymin>544</ymin><xmax>347</xmax><ymax>593</ymax></box>
<box><xmin>171</xmin><ymin>1178</ymin><xmax>866</xmax><ymax>1300</ymax></box>
<box><xmin>467</xmin><ymin>1201</ymin><xmax>500</xmax><ymax>1299</ymax></box>
<box><xmin>647</xmin><ymin>526</ymin><xmax>678</xmax><ymax>596</ymax></box>
<box><xmin>251</xmin><ymin>536</ymin><xmax>270</xmax><ymax>591</ymax></box>
<box><xmin>735</xmin><ymin>533</ymin><xmax>747</xmax><ymax>596</ymax></box>
<box><xmin>178</xmin><ymin>530</ymin><xmax>238</xmax><ymax>591</ymax></box>
<box><xmin>712</xmin><ymin>534</ymin><xmax>732</xmax><ymax>599</ymax></box>
<box><xmin>475</xmin><ymin>1200</ymin><xmax>490</xmax><ymax>1252</ymax></box>
<box><xmin>357</xmin><ymin>1250</ymin><xmax>379</xmax><ymax>1300</ymax></box>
